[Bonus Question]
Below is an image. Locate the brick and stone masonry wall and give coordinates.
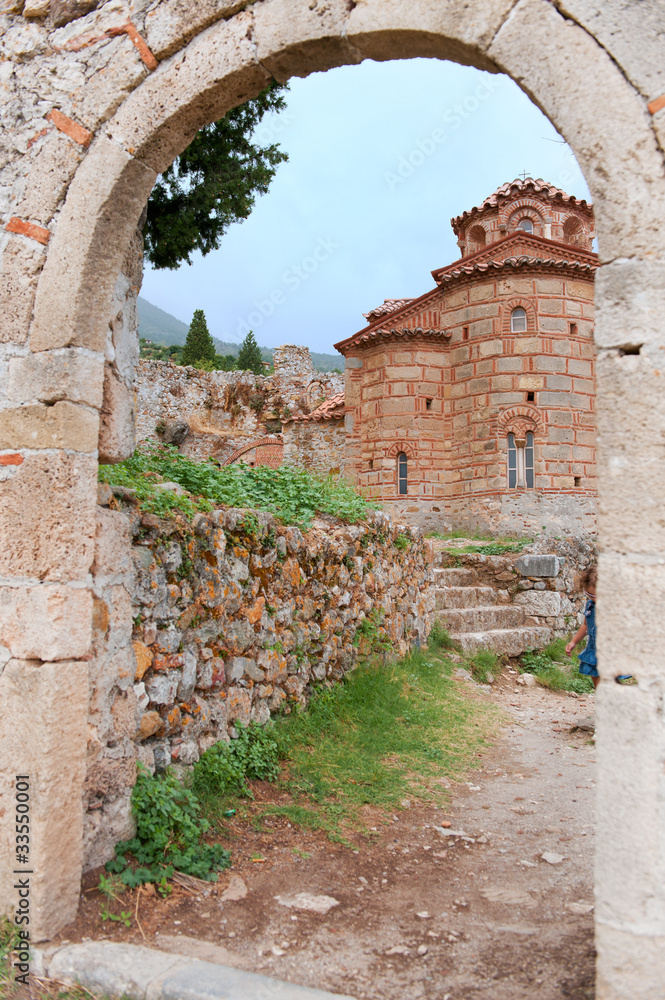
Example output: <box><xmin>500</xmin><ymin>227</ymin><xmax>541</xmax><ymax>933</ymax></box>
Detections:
<box><xmin>84</xmin><ymin>489</ymin><xmax>434</xmax><ymax>870</ymax></box>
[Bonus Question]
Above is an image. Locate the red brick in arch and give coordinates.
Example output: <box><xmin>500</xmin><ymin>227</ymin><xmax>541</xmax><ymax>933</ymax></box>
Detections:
<box><xmin>501</xmin><ymin>296</ymin><xmax>537</xmax><ymax>334</ymax></box>
<box><xmin>496</xmin><ymin>404</ymin><xmax>541</xmax><ymax>440</ymax></box>
<box><xmin>222</xmin><ymin>436</ymin><xmax>284</xmax><ymax>468</ymax></box>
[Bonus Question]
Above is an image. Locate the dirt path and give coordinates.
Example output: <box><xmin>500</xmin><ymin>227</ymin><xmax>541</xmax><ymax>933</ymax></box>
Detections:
<box><xmin>61</xmin><ymin>672</ymin><xmax>597</xmax><ymax>999</ymax></box>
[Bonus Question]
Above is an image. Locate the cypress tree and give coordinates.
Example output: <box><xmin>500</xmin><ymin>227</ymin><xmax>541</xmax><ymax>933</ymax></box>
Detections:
<box><xmin>182</xmin><ymin>309</ymin><xmax>216</xmax><ymax>367</ymax></box>
<box><xmin>237</xmin><ymin>331</ymin><xmax>264</xmax><ymax>375</ymax></box>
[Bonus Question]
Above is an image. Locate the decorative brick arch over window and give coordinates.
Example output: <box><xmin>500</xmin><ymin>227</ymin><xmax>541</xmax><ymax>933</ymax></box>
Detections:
<box><xmin>505</xmin><ymin>199</ymin><xmax>545</xmax><ymax>235</ymax></box>
<box><xmin>387</xmin><ymin>442</ymin><xmax>417</xmax><ymax>496</ymax></box>
<box><xmin>223</xmin><ymin>436</ymin><xmax>283</xmax><ymax>468</ymax></box>
<box><xmin>466</xmin><ymin>224</ymin><xmax>487</xmax><ymax>253</ymax></box>
<box><xmin>563</xmin><ymin>215</ymin><xmax>585</xmax><ymax>244</ymax></box>
<box><xmin>502</xmin><ymin>297</ymin><xmax>537</xmax><ymax>335</ymax></box>
<box><xmin>497</xmin><ymin>405</ymin><xmax>541</xmax><ymax>442</ymax></box>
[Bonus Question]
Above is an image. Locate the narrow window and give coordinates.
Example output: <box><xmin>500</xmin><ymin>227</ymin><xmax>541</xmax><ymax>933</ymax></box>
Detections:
<box><xmin>526</xmin><ymin>390</ymin><xmax>535</xmax><ymax>402</ymax></box>
<box><xmin>569</xmin><ymin>322</ymin><xmax>578</xmax><ymax>336</ymax></box>
<box><xmin>425</xmin><ymin>398</ymin><xmax>433</xmax><ymax>411</ymax></box>
<box><xmin>525</xmin><ymin>432</ymin><xmax>535</xmax><ymax>489</ymax></box>
<box><xmin>508</xmin><ymin>433</ymin><xmax>535</xmax><ymax>489</ymax></box>
<box><xmin>507</xmin><ymin>434</ymin><xmax>518</xmax><ymax>489</ymax></box>
<box><xmin>511</xmin><ymin>307</ymin><xmax>527</xmax><ymax>333</ymax></box>
<box><xmin>518</xmin><ymin>218</ymin><xmax>533</xmax><ymax>233</ymax></box>
<box><xmin>462</xmin><ymin>326</ymin><xmax>469</xmax><ymax>341</ymax></box>
<box><xmin>368</xmin><ymin>459</ymin><xmax>374</xmax><ymax>471</ymax></box>
<box><xmin>574</xmin><ymin>476</ymin><xmax>581</xmax><ymax>487</ymax></box>
<box><xmin>397</xmin><ymin>452</ymin><xmax>408</xmax><ymax>495</ymax></box>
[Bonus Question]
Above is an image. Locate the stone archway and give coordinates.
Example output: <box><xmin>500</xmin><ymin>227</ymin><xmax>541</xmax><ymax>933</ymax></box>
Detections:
<box><xmin>1</xmin><ymin>3</ymin><xmax>665</xmax><ymax>995</ymax></box>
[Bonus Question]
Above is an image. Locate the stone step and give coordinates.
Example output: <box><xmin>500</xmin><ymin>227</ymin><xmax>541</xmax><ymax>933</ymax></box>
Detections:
<box><xmin>435</xmin><ymin>586</ymin><xmax>498</xmax><ymax>610</ymax></box>
<box><xmin>450</xmin><ymin>626</ymin><xmax>552</xmax><ymax>657</ymax></box>
<box><xmin>432</xmin><ymin>567</ymin><xmax>475</xmax><ymax>586</ymax></box>
<box><xmin>440</xmin><ymin>605</ymin><xmax>526</xmax><ymax>632</ymax></box>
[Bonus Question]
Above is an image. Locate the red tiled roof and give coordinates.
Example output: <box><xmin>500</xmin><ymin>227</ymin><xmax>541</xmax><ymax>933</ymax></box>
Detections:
<box><xmin>363</xmin><ymin>298</ymin><xmax>414</xmax><ymax>320</ymax></box>
<box><xmin>288</xmin><ymin>392</ymin><xmax>345</xmax><ymax>422</ymax></box>
<box><xmin>336</xmin><ymin>326</ymin><xmax>451</xmax><ymax>353</ymax></box>
<box><xmin>451</xmin><ymin>177</ymin><xmax>593</xmax><ymax>235</ymax></box>
<box><xmin>435</xmin><ymin>253</ymin><xmax>597</xmax><ymax>286</ymax></box>
<box><xmin>432</xmin><ymin>230</ymin><xmax>598</xmax><ymax>281</ymax></box>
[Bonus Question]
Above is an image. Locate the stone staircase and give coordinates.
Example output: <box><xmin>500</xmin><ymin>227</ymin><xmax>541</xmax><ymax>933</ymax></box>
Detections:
<box><xmin>433</xmin><ymin>560</ymin><xmax>551</xmax><ymax>657</ymax></box>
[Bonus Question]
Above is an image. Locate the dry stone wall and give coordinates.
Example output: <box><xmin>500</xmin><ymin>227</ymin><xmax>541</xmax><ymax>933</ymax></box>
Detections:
<box><xmin>282</xmin><ymin>416</ymin><xmax>346</xmax><ymax>476</ymax></box>
<box><xmin>84</xmin><ymin>488</ymin><xmax>434</xmax><ymax>870</ymax></box>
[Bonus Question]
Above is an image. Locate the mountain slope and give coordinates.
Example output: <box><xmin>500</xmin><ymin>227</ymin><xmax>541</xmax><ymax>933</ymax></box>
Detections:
<box><xmin>137</xmin><ymin>296</ymin><xmax>343</xmax><ymax>372</ymax></box>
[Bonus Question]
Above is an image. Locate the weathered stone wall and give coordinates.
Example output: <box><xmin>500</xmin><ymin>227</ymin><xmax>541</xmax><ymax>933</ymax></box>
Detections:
<box><xmin>282</xmin><ymin>416</ymin><xmax>346</xmax><ymax>476</ymax></box>
<box><xmin>447</xmin><ymin>489</ymin><xmax>597</xmax><ymax>537</ymax></box>
<box><xmin>273</xmin><ymin>344</ymin><xmax>317</xmax><ymax>379</ymax></box>
<box><xmin>135</xmin><ymin>359</ymin><xmax>344</xmax><ymax>464</ymax></box>
<box><xmin>83</xmin><ymin>489</ymin><xmax>434</xmax><ymax>870</ymax></box>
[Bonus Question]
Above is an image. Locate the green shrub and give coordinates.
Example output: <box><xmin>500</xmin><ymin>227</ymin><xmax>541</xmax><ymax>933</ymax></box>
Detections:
<box><xmin>467</xmin><ymin>648</ymin><xmax>500</xmax><ymax>684</ymax></box>
<box><xmin>427</xmin><ymin>621</ymin><xmax>456</xmax><ymax>651</ymax></box>
<box><xmin>105</xmin><ymin>764</ymin><xmax>230</xmax><ymax>886</ymax></box>
<box><xmin>192</xmin><ymin>722</ymin><xmax>280</xmax><ymax>801</ymax></box>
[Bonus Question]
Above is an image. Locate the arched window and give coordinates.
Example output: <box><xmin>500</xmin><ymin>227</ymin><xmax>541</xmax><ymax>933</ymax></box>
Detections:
<box><xmin>507</xmin><ymin>432</ymin><xmax>535</xmax><ymax>489</ymax></box>
<box><xmin>518</xmin><ymin>218</ymin><xmax>533</xmax><ymax>233</ymax></box>
<box><xmin>397</xmin><ymin>452</ymin><xmax>408</xmax><ymax>495</ymax></box>
<box><xmin>511</xmin><ymin>306</ymin><xmax>527</xmax><ymax>333</ymax></box>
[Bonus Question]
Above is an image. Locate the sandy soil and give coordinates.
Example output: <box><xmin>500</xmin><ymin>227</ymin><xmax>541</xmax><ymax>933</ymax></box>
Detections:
<box><xmin>56</xmin><ymin>669</ymin><xmax>597</xmax><ymax>999</ymax></box>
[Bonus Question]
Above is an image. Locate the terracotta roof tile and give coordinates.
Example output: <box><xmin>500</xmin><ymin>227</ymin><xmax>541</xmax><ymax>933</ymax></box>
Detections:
<box><xmin>337</xmin><ymin>326</ymin><xmax>451</xmax><ymax>353</ymax></box>
<box><xmin>363</xmin><ymin>298</ymin><xmax>414</xmax><ymax>320</ymax></box>
<box><xmin>436</xmin><ymin>253</ymin><xmax>597</xmax><ymax>286</ymax></box>
<box><xmin>289</xmin><ymin>392</ymin><xmax>345</xmax><ymax>422</ymax></box>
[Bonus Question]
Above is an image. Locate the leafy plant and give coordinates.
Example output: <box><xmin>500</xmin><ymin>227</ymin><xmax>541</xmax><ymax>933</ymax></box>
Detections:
<box><xmin>99</xmin><ymin>442</ymin><xmax>377</xmax><ymax>529</ymax></box>
<box><xmin>427</xmin><ymin>621</ymin><xmax>457</xmax><ymax>651</ymax></box>
<box><xmin>192</xmin><ymin>722</ymin><xmax>281</xmax><ymax>803</ymax></box>
<box><xmin>353</xmin><ymin>609</ymin><xmax>392</xmax><ymax>654</ymax></box>
<box><xmin>466</xmin><ymin>648</ymin><xmax>500</xmax><ymax>684</ymax></box>
<box><xmin>519</xmin><ymin>638</ymin><xmax>594</xmax><ymax>694</ymax></box>
<box><xmin>105</xmin><ymin>764</ymin><xmax>231</xmax><ymax>886</ymax></box>
<box><xmin>393</xmin><ymin>533</ymin><xmax>411</xmax><ymax>551</ymax></box>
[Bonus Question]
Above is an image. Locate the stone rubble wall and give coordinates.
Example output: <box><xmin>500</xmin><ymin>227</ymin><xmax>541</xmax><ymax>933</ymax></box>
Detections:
<box><xmin>273</xmin><ymin>344</ymin><xmax>317</xmax><ymax>379</ymax></box>
<box><xmin>83</xmin><ymin>490</ymin><xmax>434</xmax><ymax>870</ymax></box>
<box><xmin>441</xmin><ymin>536</ymin><xmax>597</xmax><ymax>637</ymax></box>
<box><xmin>135</xmin><ymin>359</ymin><xmax>344</xmax><ymax>464</ymax></box>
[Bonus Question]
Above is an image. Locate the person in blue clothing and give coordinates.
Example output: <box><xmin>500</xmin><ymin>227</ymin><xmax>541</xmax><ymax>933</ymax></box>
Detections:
<box><xmin>566</xmin><ymin>565</ymin><xmax>599</xmax><ymax>689</ymax></box>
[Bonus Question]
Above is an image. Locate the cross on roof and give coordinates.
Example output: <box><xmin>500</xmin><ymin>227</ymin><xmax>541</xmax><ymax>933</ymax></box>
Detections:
<box><xmin>519</xmin><ymin>170</ymin><xmax>530</xmax><ymax>181</ymax></box>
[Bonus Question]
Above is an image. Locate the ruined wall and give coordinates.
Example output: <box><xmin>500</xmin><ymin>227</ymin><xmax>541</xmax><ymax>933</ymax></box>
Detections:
<box><xmin>282</xmin><ymin>416</ymin><xmax>346</xmax><ymax>475</ymax></box>
<box><xmin>135</xmin><ymin>359</ymin><xmax>344</xmax><ymax>464</ymax></box>
<box><xmin>83</xmin><ymin>489</ymin><xmax>434</xmax><ymax>870</ymax></box>
<box><xmin>273</xmin><ymin>344</ymin><xmax>317</xmax><ymax>378</ymax></box>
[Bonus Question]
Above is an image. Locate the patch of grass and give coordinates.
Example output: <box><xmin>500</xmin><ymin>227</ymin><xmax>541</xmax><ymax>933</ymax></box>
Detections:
<box><xmin>466</xmin><ymin>648</ymin><xmax>502</xmax><ymax>684</ymax></box>
<box><xmin>99</xmin><ymin>442</ymin><xmax>377</xmax><ymax>529</ymax></box>
<box><xmin>261</xmin><ymin>646</ymin><xmax>501</xmax><ymax>839</ymax></box>
<box><xmin>519</xmin><ymin>637</ymin><xmax>594</xmax><ymax>694</ymax></box>
<box><xmin>447</xmin><ymin>538</ymin><xmax>531</xmax><ymax>555</ymax></box>
<box><xmin>427</xmin><ymin>621</ymin><xmax>459</xmax><ymax>651</ymax></box>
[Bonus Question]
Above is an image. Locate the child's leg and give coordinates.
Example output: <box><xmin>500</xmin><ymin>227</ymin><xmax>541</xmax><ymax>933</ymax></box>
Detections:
<box><xmin>592</xmin><ymin>676</ymin><xmax>600</xmax><ymax>690</ymax></box>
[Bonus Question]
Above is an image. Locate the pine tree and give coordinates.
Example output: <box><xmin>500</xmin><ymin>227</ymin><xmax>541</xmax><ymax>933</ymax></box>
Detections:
<box><xmin>144</xmin><ymin>83</ymin><xmax>288</xmax><ymax>270</ymax></box>
<box><xmin>181</xmin><ymin>309</ymin><xmax>216</xmax><ymax>367</ymax></box>
<box><xmin>236</xmin><ymin>331</ymin><xmax>264</xmax><ymax>375</ymax></box>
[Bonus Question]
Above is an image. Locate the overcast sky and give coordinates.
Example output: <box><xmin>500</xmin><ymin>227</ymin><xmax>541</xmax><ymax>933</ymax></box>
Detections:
<box><xmin>140</xmin><ymin>58</ymin><xmax>590</xmax><ymax>356</ymax></box>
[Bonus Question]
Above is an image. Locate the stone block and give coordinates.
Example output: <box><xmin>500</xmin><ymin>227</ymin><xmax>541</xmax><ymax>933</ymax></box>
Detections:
<box><xmin>597</xmin><ymin>553</ymin><xmax>665</xmax><ymax>681</ymax></box>
<box><xmin>98</xmin><ymin>366</ymin><xmax>135</xmax><ymax>464</ymax></box>
<box><xmin>254</xmin><ymin>0</ymin><xmax>361</xmax><ymax>81</ymax></box>
<box><xmin>12</xmin><ymin>131</ymin><xmax>84</xmax><ymax>227</ymax></box>
<box><xmin>145</xmin><ymin>671</ymin><xmax>179</xmax><ymax>705</ymax></box>
<box><xmin>8</xmin><ymin>351</ymin><xmax>104</xmax><ymax>407</ymax></box>
<box><xmin>93</xmin><ymin>506</ymin><xmax>132</xmax><ymax>578</ymax></box>
<box><xmin>144</xmin><ymin>0</ymin><xmax>245</xmax><ymax>58</ymax></box>
<box><xmin>347</xmin><ymin>0</ymin><xmax>514</xmax><ymax>66</ymax></box>
<box><xmin>513</xmin><ymin>590</ymin><xmax>561</xmax><ymax>616</ymax></box>
<box><xmin>0</xmin><ymin>584</ymin><xmax>92</xmax><ymax>660</ymax></box>
<box><xmin>594</xmin><ymin>259</ymin><xmax>665</xmax><ymax>350</ymax></box>
<box><xmin>489</xmin><ymin>0</ymin><xmax>665</xmax><ymax>261</ymax></box>
<box><xmin>0</xmin><ymin>236</ymin><xmax>45</xmax><ymax>345</ymax></box>
<box><xmin>0</xmin><ymin>401</ymin><xmax>98</xmax><ymax>451</ymax></box>
<box><xmin>0</xmin><ymin>659</ymin><xmax>88</xmax><ymax>940</ymax></box>
<box><xmin>0</xmin><ymin>451</ymin><xmax>96</xmax><ymax>582</ymax></box>
<box><xmin>29</xmin><ymin>137</ymin><xmax>157</xmax><ymax>355</ymax></box>
<box><xmin>515</xmin><ymin>554</ymin><xmax>561</xmax><ymax>577</ymax></box>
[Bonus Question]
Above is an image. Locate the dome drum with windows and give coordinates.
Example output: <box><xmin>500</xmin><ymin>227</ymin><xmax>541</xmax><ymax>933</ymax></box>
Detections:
<box><xmin>334</xmin><ymin>177</ymin><xmax>598</xmax><ymax>535</ymax></box>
